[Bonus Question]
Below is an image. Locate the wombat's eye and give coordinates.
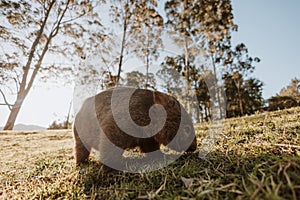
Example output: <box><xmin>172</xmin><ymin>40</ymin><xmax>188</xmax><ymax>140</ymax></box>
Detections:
<box><xmin>169</xmin><ymin>100</ymin><xmax>176</xmax><ymax>107</ymax></box>
<box><xmin>168</xmin><ymin>98</ymin><xmax>178</xmax><ymax>108</ymax></box>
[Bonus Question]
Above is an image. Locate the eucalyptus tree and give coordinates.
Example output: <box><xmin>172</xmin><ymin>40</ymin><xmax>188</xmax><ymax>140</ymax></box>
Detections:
<box><xmin>108</xmin><ymin>0</ymin><xmax>163</xmax><ymax>86</ymax></box>
<box><xmin>0</xmin><ymin>0</ymin><xmax>105</xmax><ymax>130</ymax></box>
<box><xmin>196</xmin><ymin>69</ymin><xmax>215</xmax><ymax>122</ymax></box>
<box><xmin>164</xmin><ymin>0</ymin><xmax>197</xmax><ymax>85</ymax></box>
<box><xmin>160</xmin><ymin>54</ymin><xmax>214</xmax><ymax>122</ymax></box>
<box><xmin>223</xmin><ymin>43</ymin><xmax>261</xmax><ymax>116</ymax></box>
<box><xmin>108</xmin><ymin>0</ymin><xmax>146</xmax><ymax>85</ymax></box>
<box><xmin>268</xmin><ymin>96</ymin><xmax>298</xmax><ymax>111</ymax></box>
<box><xmin>160</xmin><ymin>54</ymin><xmax>196</xmax><ymax>114</ymax></box>
<box><xmin>158</xmin><ymin>58</ymin><xmax>185</xmax><ymax>97</ymax></box>
<box><xmin>156</xmin><ymin>62</ymin><xmax>184</xmax><ymax>96</ymax></box>
<box><xmin>223</xmin><ymin>72</ymin><xmax>263</xmax><ymax>118</ymax></box>
<box><xmin>279</xmin><ymin>78</ymin><xmax>300</xmax><ymax>103</ymax></box>
<box><xmin>164</xmin><ymin>0</ymin><xmax>237</xmax><ymax>118</ymax></box>
<box><xmin>125</xmin><ymin>71</ymin><xmax>156</xmax><ymax>89</ymax></box>
<box><xmin>267</xmin><ymin>77</ymin><xmax>300</xmax><ymax>111</ymax></box>
<box><xmin>130</xmin><ymin>0</ymin><xmax>163</xmax><ymax>88</ymax></box>
<box><xmin>244</xmin><ymin>78</ymin><xmax>264</xmax><ymax>114</ymax></box>
<box><xmin>108</xmin><ymin>0</ymin><xmax>134</xmax><ymax>85</ymax></box>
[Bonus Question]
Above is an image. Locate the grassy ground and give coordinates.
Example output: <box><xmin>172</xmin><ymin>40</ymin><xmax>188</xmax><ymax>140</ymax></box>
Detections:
<box><xmin>1</xmin><ymin>107</ymin><xmax>300</xmax><ymax>200</ymax></box>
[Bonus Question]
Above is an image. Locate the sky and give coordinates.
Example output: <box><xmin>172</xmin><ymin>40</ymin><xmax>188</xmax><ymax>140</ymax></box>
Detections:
<box><xmin>1</xmin><ymin>1</ymin><xmax>300</xmax><ymax>128</ymax></box>
<box><xmin>231</xmin><ymin>0</ymin><xmax>300</xmax><ymax>98</ymax></box>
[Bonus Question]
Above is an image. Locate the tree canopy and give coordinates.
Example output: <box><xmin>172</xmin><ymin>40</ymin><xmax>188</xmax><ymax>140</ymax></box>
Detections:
<box><xmin>0</xmin><ymin>0</ymin><xmax>105</xmax><ymax>130</ymax></box>
<box><xmin>0</xmin><ymin>0</ymin><xmax>282</xmax><ymax>129</ymax></box>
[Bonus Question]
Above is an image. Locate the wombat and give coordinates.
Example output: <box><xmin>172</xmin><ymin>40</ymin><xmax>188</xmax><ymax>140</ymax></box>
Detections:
<box><xmin>73</xmin><ymin>87</ymin><xmax>197</xmax><ymax>172</ymax></box>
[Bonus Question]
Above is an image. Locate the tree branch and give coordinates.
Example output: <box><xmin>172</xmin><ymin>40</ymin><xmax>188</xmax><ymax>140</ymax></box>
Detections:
<box><xmin>61</xmin><ymin>12</ymin><xmax>86</xmax><ymax>25</ymax></box>
<box><xmin>0</xmin><ymin>89</ymin><xmax>13</xmax><ymax>110</ymax></box>
<box><xmin>52</xmin><ymin>0</ymin><xmax>71</xmax><ymax>37</ymax></box>
<box><xmin>20</xmin><ymin>0</ymin><xmax>56</xmax><ymax>92</ymax></box>
<box><xmin>12</xmin><ymin>68</ymin><xmax>21</xmax><ymax>87</ymax></box>
<box><xmin>25</xmin><ymin>0</ymin><xmax>71</xmax><ymax>95</ymax></box>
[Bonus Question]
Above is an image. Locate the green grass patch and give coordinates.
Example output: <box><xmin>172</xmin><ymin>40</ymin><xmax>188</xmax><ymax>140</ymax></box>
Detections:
<box><xmin>1</xmin><ymin>107</ymin><xmax>300</xmax><ymax>199</ymax></box>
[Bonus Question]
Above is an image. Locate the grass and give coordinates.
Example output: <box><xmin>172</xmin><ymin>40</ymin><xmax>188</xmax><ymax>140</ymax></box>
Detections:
<box><xmin>1</xmin><ymin>107</ymin><xmax>300</xmax><ymax>199</ymax></box>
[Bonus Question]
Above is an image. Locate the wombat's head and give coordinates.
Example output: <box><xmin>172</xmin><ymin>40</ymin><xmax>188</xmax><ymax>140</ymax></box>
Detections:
<box><xmin>153</xmin><ymin>91</ymin><xmax>197</xmax><ymax>152</ymax></box>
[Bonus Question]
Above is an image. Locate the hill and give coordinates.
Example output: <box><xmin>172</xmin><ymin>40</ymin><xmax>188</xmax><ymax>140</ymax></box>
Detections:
<box><xmin>1</xmin><ymin>107</ymin><xmax>299</xmax><ymax>199</ymax></box>
<box><xmin>0</xmin><ymin>123</ymin><xmax>46</xmax><ymax>131</ymax></box>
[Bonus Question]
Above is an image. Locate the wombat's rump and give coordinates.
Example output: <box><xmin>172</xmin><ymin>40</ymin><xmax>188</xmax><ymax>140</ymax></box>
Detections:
<box><xmin>73</xmin><ymin>87</ymin><xmax>197</xmax><ymax>171</ymax></box>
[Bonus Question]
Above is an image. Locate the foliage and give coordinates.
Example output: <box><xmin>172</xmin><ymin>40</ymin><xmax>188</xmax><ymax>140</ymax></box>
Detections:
<box><xmin>160</xmin><ymin>55</ymin><xmax>213</xmax><ymax>122</ymax></box>
<box><xmin>1</xmin><ymin>107</ymin><xmax>300</xmax><ymax>199</ymax></box>
<box><xmin>222</xmin><ymin>43</ymin><xmax>263</xmax><ymax>118</ymax></box>
<box><xmin>243</xmin><ymin>78</ymin><xmax>264</xmax><ymax>113</ymax></box>
<box><xmin>0</xmin><ymin>0</ymin><xmax>106</xmax><ymax>130</ymax></box>
<box><xmin>268</xmin><ymin>96</ymin><xmax>298</xmax><ymax>111</ymax></box>
<box><xmin>124</xmin><ymin>71</ymin><xmax>156</xmax><ymax>89</ymax></box>
<box><xmin>224</xmin><ymin>72</ymin><xmax>264</xmax><ymax>118</ymax></box>
<box><xmin>279</xmin><ymin>78</ymin><xmax>300</xmax><ymax>103</ymax></box>
<box><xmin>165</xmin><ymin>0</ymin><xmax>237</xmax><ymax>51</ymax></box>
<box><xmin>130</xmin><ymin>0</ymin><xmax>163</xmax><ymax>88</ymax></box>
<box><xmin>156</xmin><ymin>63</ymin><xmax>185</xmax><ymax>95</ymax></box>
<box><xmin>267</xmin><ymin>78</ymin><xmax>300</xmax><ymax>111</ymax></box>
<box><xmin>161</xmin><ymin>43</ymin><xmax>264</xmax><ymax>120</ymax></box>
<box><xmin>163</xmin><ymin>0</ymin><xmax>237</xmax><ymax>120</ymax></box>
<box><xmin>48</xmin><ymin>119</ymin><xmax>72</xmax><ymax>130</ymax></box>
<box><xmin>223</xmin><ymin>43</ymin><xmax>261</xmax><ymax>74</ymax></box>
<box><xmin>105</xmin><ymin>0</ymin><xmax>163</xmax><ymax>85</ymax></box>
<box><xmin>0</xmin><ymin>0</ymin><xmax>271</xmax><ymax>130</ymax></box>
<box><xmin>195</xmin><ymin>70</ymin><xmax>213</xmax><ymax>122</ymax></box>
<box><xmin>164</xmin><ymin>0</ymin><xmax>237</xmax><ymax>78</ymax></box>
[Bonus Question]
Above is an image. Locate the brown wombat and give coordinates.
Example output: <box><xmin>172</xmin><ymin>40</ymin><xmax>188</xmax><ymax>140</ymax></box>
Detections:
<box><xmin>73</xmin><ymin>87</ymin><xmax>197</xmax><ymax>172</ymax></box>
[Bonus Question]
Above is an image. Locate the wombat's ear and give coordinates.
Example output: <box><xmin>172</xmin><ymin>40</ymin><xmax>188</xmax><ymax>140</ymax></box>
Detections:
<box><xmin>153</xmin><ymin>91</ymin><xmax>168</xmax><ymax>105</ymax></box>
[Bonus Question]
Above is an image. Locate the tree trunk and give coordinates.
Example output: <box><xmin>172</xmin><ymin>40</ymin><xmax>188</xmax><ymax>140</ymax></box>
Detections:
<box><xmin>65</xmin><ymin>101</ymin><xmax>72</xmax><ymax>129</ymax></box>
<box><xmin>145</xmin><ymin>48</ymin><xmax>150</xmax><ymax>89</ymax></box>
<box><xmin>211</xmin><ymin>55</ymin><xmax>223</xmax><ymax>119</ymax></box>
<box><xmin>180</xmin><ymin>0</ymin><xmax>191</xmax><ymax>115</ymax></box>
<box><xmin>117</xmin><ymin>12</ymin><xmax>128</xmax><ymax>85</ymax></box>
<box><xmin>238</xmin><ymin>87</ymin><xmax>244</xmax><ymax>116</ymax></box>
<box><xmin>3</xmin><ymin>1</ymin><xmax>68</xmax><ymax>130</ymax></box>
<box><xmin>3</xmin><ymin>93</ymin><xmax>26</xmax><ymax>130</ymax></box>
<box><xmin>200</xmin><ymin>108</ymin><xmax>204</xmax><ymax>123</ymax></box>
<box><xmin>235</xmin><ymin>78</ymin><xmax>244</xmax><ymax>116</ymax></box>
<box><xmin>194</xmin><ymin>104</ymin><xmax>200</xmax><ymax>123</ymax></box>
<box><xmin>145</xmin><ymin>30</ymin><xmax>150</xmax><ymax>89</ymax></box>
<box><xmin>145</xmin><ymin>59</ymin><xmax>149</xmax><ymax>89</ymax></box>
<box><xmin>183</xmin><ymin>36</ymin><xmax>191</xmax><ymax>115</ymax></box>
<box><xmin>3</xmin><ymin>1</ymin><xmax>57</xmax><ymax>130</ymax></box>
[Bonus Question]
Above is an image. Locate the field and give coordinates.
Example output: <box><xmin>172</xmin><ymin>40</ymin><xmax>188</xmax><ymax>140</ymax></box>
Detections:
<box><xmin>1</xmin><ymin>107</ymin><xmax>300</xmax><ymax>199</ymax></box>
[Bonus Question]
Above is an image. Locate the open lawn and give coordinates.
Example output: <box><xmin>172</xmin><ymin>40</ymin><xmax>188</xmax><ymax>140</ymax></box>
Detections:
<box><xmin>1</xmin><ymin>107</ymin><xmax>300</xmax><ymax>199</ymax></box>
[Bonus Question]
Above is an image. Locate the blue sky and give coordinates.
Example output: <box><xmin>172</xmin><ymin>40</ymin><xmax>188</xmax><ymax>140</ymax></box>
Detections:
<box><xmin>231</xmin><ymin>0</ymin><xmax>300</xmax><ymax>98</ymax></box>
<box><xmin>1</xmin><ymin>1</ymin><xmax>300</xmax><ymax>128</ymax></box>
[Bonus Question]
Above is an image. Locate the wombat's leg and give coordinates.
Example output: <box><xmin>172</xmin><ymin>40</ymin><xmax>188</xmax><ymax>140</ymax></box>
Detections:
<box><xmin>139</xmin><ymin>138</ymin><xmax>160</xmax><ymax>153</ymax></box>
<box><xmin>98</xmin><ymin>138</ymin><xmax>124</xmax><ymax>173</ymax></box>
<box><xmin>73</xmin><ymin>127</ymin><xmax>91</xmax><ymax>164</ymax></box>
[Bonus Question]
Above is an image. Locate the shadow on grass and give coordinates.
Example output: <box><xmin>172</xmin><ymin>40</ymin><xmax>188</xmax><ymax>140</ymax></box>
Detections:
<box><xmin>78</xmin><ymin>149</ymin><xmax>300</xmax><ymax>199</ymax></box>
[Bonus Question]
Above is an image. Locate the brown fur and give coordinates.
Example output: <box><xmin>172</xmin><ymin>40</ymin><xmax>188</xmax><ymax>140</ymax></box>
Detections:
<box><xmin>73</xmin><ymin>87</ymin><xmax>197</xmax><ymax>168</ymax></box>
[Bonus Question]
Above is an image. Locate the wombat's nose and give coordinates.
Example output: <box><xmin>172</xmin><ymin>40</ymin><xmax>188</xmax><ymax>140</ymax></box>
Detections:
<box><xmin>187</xmin><ymin>138</ymin><xmax>197</xmax><ymax>152</ymax></box>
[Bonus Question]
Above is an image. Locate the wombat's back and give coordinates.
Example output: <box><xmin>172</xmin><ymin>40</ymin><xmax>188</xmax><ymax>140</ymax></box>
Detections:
<box><xmin>94</xmin><ymin>87</ymin><xmax>155</xmax><ymax>127</ymax></box>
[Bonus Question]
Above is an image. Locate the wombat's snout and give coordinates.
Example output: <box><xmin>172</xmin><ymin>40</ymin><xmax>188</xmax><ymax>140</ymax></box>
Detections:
<box><xmin>187</xmin><ymin>137</ymin><xmax>197</xmax><ymax>152</ymax></box>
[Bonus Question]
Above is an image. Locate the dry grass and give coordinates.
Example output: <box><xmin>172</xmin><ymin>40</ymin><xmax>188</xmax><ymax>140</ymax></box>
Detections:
<box><xmin>1</xmin><ymin>107</ymin><xmax>300</xmax><ymax>199</ymax></box>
